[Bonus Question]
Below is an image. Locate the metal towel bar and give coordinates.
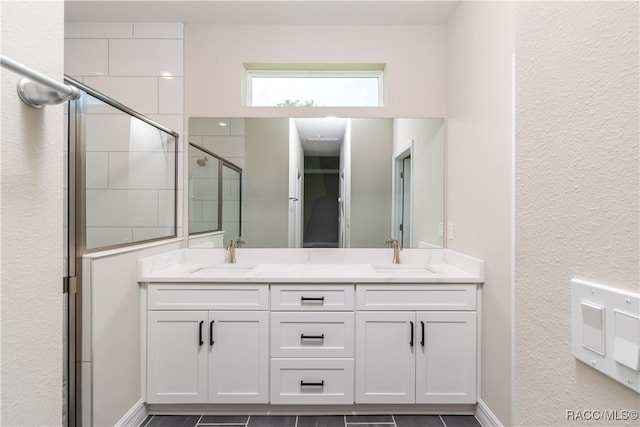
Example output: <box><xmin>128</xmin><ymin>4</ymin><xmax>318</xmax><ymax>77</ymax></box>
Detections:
<box><xmin>1</xmin><ymin>54</ymin><xmax>81</xmax><ymax>108</ymax></box>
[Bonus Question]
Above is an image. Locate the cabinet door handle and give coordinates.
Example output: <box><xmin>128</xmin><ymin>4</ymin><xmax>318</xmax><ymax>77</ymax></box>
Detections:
<box><xmin>198</xmin><ymin>320</ymin><xmax>204</xmax><ymax>346</ymax></box>
<box><xmin>300</xmin><ymin>334</ymin><xmax>325</xmax><ymax>340</ymax></box>
<box><xmin>209</xmin><ymin>320</ymin><xmax>215</xmax><ymax>346</ymax></box>
<box><xmin>300</xmin><ymin>380</ymin><xmax>324</xmax><ymax>387</ymax></box>
<box><xmin>300</xmin><ymin>296</ymin><xmax>325</xmax><ymax>303</ymax></box>
<box><xmin>410</xmin><ymin>321</ymin><xmax>414</xmax><ymax>347</ymax></box>
<box><xmin>420</xmin><ymin>321</ymin><xmax>425</xmax><ymax>347</ymax></box>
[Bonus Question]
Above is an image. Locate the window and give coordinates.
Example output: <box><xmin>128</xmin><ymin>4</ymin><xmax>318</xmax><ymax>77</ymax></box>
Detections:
<box><xmin>246</xmin><ymin>65</ymin><xmax>384</xmax><ymax>107</ymax></box>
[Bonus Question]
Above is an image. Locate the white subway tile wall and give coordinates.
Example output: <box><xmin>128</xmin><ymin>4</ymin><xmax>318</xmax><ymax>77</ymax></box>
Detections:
<box><xmin>64</xmin><ymin>39</ymin><xmax>109</xmax><ymax>75</ymax></box>
<box><xmin>85</xmin><ymin>152</ymin><xmax>109</xmax><ymax>188</ymax></box>
<box><xmin>84</xmin><ymin>76</ymin><xmax>160</xmax><ymax>113</ymax></box>
<box><xmin>108</xmin><ymin>39</ymin><xmax>183</xmax><ymax>77</ymax></box>
<box><xmin>147</xmin><ymin>115</ymin><xmax>184</xmax><ymax>135</ymax></box>
<box><xmin>159</xmin><ymin>77</ymin><xmax>184</xmax><ymax>114</ymax></box>
<box><xmin>65</xmin><ymin>22</ymin><xmax>134</xmax><ymax>39</ymax></box>
<box><xmin>65</xmin><ymin>23</ymin><xmax>184</xmax><ymax>248</ymax></box>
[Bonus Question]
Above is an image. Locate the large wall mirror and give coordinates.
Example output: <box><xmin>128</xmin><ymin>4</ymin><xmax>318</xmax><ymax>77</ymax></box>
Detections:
<box><xmin>188</xmin><ymin>117</ymin><xmax>444</xmax><ymax>249</ymax></box>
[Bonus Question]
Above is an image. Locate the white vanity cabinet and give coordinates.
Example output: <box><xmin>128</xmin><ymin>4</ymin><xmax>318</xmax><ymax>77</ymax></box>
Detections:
<box><xmin>142</xmin><ymin>280</ymin><xmax>480</xmax><ymax>408</ymax></box>
<box><xmin>146</xmin><ymin>284</ymin><xmax>269</xmax><ymax>404</ymax></box>
<box><xmin>139</xmin><ymin>249</ymin><xmax>485</xmax><ymax>413</ymax></box>
<box><xmin>269</xmin><ymin>284</ymin><xmax>355</xmax><ymax>404</ymax></box>
<box><xmin>355</xmin><ymin>284</ymin><xmax>477</xmax><ymax>404</ymax></box>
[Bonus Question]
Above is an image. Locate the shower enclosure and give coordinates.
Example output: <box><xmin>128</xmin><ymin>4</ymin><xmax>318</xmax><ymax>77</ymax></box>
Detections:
<box><xmin>64</xmin><ymin>76</ymin><xmax>178</xmax><ymax>426</ymax></box>
<box><xmin>188</xmin><ymin>143</ymin><xmax>242</xmax><ymax>248</ymax></box>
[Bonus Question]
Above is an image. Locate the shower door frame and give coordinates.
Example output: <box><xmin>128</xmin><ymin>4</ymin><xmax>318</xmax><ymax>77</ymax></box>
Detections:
<box><xmin>65</xmin><ymin>91</ymin><xmax>80</xmax><ymax>427</ymax></box>
<box><xmin>64</xmin><ymin>76</ymin><xmax>179</xmax><ymax>427</ymax></box>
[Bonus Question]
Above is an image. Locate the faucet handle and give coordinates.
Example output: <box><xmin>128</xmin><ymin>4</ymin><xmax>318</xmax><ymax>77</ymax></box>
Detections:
<box><xmin>385</xmin><ymin>238</ymin><xmax>401</xmax><ymax>249</ymax></box>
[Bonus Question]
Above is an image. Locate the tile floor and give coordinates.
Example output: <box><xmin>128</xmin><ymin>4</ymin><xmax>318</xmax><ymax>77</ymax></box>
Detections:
<box><xmin>140</xmin><ymin>414</ymin><xmax>482</xmax><ymax>427</ymax></box>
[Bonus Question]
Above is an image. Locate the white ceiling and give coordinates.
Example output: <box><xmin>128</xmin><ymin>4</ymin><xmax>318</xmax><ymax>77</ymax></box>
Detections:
<box><xmin>65</xmin><ymin>1</ymin><xmax>459</xmax><ymax>25</ymax></box>
<box><xmin>294</xmin><ymin>118</ymin><xmax>348</xmax><ymax>156</ymax></box>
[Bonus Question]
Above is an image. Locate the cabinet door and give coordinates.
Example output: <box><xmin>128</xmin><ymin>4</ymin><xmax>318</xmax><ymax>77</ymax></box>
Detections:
<box><xmin>208</xmin><ymin>311</ymin><xmax>269</xmax><ymax>403</ymax></box>
<box><xmin>355</xmin><ymin>312</ymin><xmax>416</xmax><ymax>403</ymax></box>
<box><xmin>415</xmin><ymin>311</ymin><xmax>477</xmax><ymax>404</ymax></box>
<box><xmin>147</xmin><ymin>311</ymin><xmax>208</xmax><ymax>404</ymax></box>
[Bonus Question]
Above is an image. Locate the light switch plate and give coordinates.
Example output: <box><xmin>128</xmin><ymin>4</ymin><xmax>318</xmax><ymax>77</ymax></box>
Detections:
<box><xmin>581</xmin><ymin>301</ymin><xmax>605</xmax><ymax>355</ymax></box>
<box><xmin>571</xmin><ymin>279</ymin><xmax>640</xmax><ymax>393</ymax></box>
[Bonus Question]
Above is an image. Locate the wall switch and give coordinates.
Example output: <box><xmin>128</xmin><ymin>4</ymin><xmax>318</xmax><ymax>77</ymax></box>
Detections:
<box><xmin>613</xmin><ymin>311</ymin><xmax>640</xmax><ymax>371</ymax></box>
<box><xmin>571</xmin><ymin>279</ymin><xmax>640</xmax><ymax>393</ymax></box>
<box><xmin>581</xmin><ymin>301</ymin><xmax>605</xmax><ymax>355</ymax></box>
<box><xmin>438</xmin><ymin>222</ymin><xmax>444</xmax><ymax>238</ymax></box>
<box><xmin>447</xmin><ymin>223</ymin><xmax>454</xmax><ymax>240</ymax></box>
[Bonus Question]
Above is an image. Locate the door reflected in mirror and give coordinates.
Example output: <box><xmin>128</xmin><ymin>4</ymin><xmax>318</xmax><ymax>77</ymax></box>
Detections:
<box><xmin>188</xmin><ymin>117</ymin><xmax>444</xmax><ymax>249</ymax></box>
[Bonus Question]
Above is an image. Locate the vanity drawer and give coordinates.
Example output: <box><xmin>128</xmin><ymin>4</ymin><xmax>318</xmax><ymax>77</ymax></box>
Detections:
<box><xmin>147</xmin><ymin>283</ymin><xmax>269</xmax><ymax>310</ymax></box>
<box><xmin>271</xmin><ymin>285</ymin><xmax>354</xmax><ymax>311</ymax></box>
<box><xmin>270</xmin><ymin>358</ymin><xmax>354</xmax><ymax>404</ymax></box>
<box><xmin>356</xmin><ymin>284</ymin><xmax>476</xmax><ymax>311</ymax></box>
<box><xmin>271</xmin><ymin>312</ymin><xmax>354</xmax><ymax>358</ymax></box>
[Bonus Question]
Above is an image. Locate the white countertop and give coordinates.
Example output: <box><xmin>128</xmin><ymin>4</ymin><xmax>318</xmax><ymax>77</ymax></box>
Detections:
<box><xmin>138</xmin><ymin>248</ymin><xmax>484</xmax><ymax>284</ymax></box>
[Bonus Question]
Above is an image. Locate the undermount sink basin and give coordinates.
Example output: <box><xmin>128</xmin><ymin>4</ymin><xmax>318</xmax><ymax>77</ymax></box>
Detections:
<box><xmin>372</xmin><ymin>264</ymin><xmax>440</xmax><ymax>275</ymax></box>
<box><xmin>190</xmin><ymin>265</ymin><xmax>256</xmax><ymax>275</ymax></box>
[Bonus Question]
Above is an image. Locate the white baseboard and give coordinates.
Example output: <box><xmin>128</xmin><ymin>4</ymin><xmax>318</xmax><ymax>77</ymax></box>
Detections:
<box><xmin>115</xmin><ymin>399</ymin><xmax>148</xmax><ymax>427</ymax></box>
<box><xmin>117</xmin><ymin>399</ymin><xmax>496</xmax><ymax>426</ymax></box>
<box><xmin>475</xmin><ymin>399</ymin><xmax>503</xmax><ymax>427</ymax></box>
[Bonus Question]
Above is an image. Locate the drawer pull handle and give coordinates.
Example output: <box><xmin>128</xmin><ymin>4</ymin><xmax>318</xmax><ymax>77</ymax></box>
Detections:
<box><xmin>420</xmin><ymin>321</ymin><xmax>425</xmax><ymax>347</ymax></box>
<box><xmin>410</xmin><ymin>321</ymin><xmax>414</xmax><ymax>347</ymax></box>
<box><xmin>300</xmin><ymin>296</ymin><xmax>325</xmax><ymax>303</ymax></box>
<box><xmin>198</xmin><ymin>320</ymin><xmax>204</xmax><ymax>346</ymax></box>
<box><xmin>300</xmin><ymin>334</ymin><xmax>325</xmax><ymax>340</ymax></box>
<box><xmin>209</xmin><ymin>320</ymin><xmax>215</xmax><ymax>346</ymax></box>
<box><xmin>300</xmin><ymin>380</ymin><xmax>324</xmax><ymax>387</ymax></box>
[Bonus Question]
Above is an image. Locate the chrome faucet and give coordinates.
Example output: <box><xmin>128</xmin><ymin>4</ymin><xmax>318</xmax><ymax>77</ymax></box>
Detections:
<box><xmin>386</xmin><ymin>238</ymin><xmax>401</xmax><ymax>264</ymax></box>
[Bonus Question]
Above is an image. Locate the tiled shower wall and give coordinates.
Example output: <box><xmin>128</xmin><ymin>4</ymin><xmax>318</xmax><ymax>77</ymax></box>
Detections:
<box><xmin>65</xmin><ymin>23</ymin><xmax>184</xmax><ymax>247</ymax></box>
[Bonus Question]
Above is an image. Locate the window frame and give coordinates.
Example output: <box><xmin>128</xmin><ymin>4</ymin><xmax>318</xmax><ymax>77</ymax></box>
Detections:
<box><xmin>246</xmin><ymin>68</ymin><xmax>385</xmax><ymax>107</ymax></box>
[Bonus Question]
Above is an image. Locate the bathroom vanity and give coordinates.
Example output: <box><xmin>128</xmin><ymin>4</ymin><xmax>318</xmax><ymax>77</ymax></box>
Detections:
<box><xmin>138</xmin><ymin>248</ymin><xmax>484</xmax><ymax>413</ymax></box>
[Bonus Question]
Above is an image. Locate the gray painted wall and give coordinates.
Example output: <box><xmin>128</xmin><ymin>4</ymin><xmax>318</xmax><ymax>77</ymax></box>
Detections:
<box><xmin>245</xmin><ymin>118</ymin><xmax>289</xmax><ymax>247</ymax></box>
<box><xmin>350</xmin><ymin>118</ymin><xmax>393</xmax><ymax>247</ymax></box>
